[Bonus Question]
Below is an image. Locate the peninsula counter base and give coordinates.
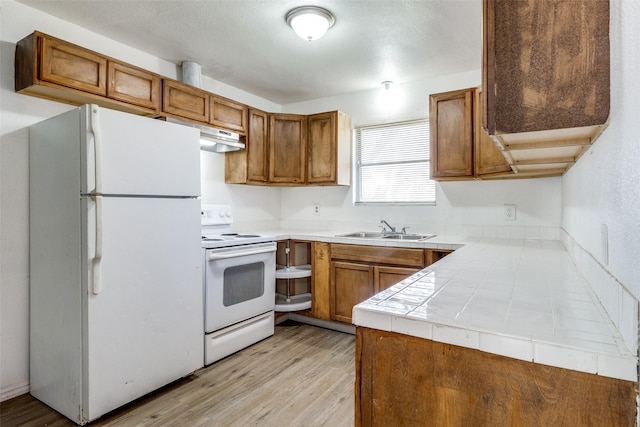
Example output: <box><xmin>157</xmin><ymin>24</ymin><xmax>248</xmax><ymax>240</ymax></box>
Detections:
<box><xmin>355</xmin><ymin>327</ymin><xmax>637</xmax><ymax>426</ymax></box>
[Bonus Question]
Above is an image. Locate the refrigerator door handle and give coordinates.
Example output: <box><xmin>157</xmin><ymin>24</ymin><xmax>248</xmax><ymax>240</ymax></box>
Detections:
<box><xmin>91</xmin><ymin>196</ymin><xmax>103</xmax><ymax>295</ymax></box>
<box><xmin>89</xmin><ymin>104</ymin><xmax>103</xmax><ymax>194</ymax></box>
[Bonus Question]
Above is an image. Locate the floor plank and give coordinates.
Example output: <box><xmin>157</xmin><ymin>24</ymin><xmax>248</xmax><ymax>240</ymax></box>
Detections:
<box><xmin>0</xmin><ymin>321</ymin><xmax>355</xmax><ymax>427</ymax></box>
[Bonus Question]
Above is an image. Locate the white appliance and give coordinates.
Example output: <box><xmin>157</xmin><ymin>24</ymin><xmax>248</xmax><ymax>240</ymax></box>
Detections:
<box><xmin>29</xmin><ymin>105</ymin><xmax>204</xmax><ymax>425</ymax></box>
<box><xmin>201</xmin><ymin>204</ymin><xmax>276</xmax><ymax>365</ymax></box>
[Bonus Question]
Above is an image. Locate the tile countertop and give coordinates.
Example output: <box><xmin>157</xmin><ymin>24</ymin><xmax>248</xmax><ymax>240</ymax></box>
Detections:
<box><xmin>350</xmin><ymin>237</ymin><xmax>638</xmax><ymax>382</ymax></box>
<box><xmin>251</xmin><ymin>229</ymin><xmax>636</xmax><ymax>381</ymax></box>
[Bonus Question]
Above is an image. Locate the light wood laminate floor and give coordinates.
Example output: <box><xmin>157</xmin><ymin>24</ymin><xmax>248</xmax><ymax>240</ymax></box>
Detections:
<box><xmin>1</xmin><ymin>321</ymin><xmax>355</xmax><ymax>427</ymax></box>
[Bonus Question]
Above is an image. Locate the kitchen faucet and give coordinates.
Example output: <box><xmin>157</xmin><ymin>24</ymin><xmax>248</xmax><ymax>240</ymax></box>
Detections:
<box><xmin>380</xmin><ymin>219</ymin><xmax>397</xmax><ymax>234</ymax></box>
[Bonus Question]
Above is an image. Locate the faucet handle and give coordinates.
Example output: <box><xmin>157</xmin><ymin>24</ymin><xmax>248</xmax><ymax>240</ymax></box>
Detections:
<box><xmin>401</xmin><ymin>226</ymin><xmax>409</xmax><ymax>234</ymax></box>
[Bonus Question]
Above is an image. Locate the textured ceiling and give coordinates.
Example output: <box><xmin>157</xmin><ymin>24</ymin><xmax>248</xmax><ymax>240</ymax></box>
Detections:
<box><xmin>17</xmin><ymin>0</ymin><xmax>482</xmax><ymax>104</ymax></box>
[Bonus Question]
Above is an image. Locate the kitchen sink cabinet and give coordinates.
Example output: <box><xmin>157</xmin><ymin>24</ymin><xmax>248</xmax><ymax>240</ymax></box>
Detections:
<box><xmin>210</xmin><ymin>95</ymin><xmax>248</xmax><ymax>135</ymax></box>
<box><xmin>269</xmin><ymin>114</ymin><xmax>308</xmax><ymax>184</ymax></box>
<box><xmin>430</xmin><ymin>87</ymin><xmax>512</xmax><ymax>180</ymax></box>
<box><xmin>482</xmin><ymin>0</ymin><xmax>610</xmax><ymax>177</ymax></box>
<box><xmin>307</xmin><ymin>111</ymin><xmax>352</xmax><ymax>186</ymax></box>
<box><xmin>162</xmin><ymin>79</ymin><xmax>209</xmax><ymax>123</ymax></box>
<box><xmin>329</xmin><ymin>244</ymin><xmax>425</xmax><ymax>324</ymax></box>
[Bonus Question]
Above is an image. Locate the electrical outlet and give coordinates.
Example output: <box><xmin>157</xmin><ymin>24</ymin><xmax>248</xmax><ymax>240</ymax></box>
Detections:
<box><xmin>313</xmin><ymin>203</ymin><xmax>321</xmax><ymax>216</ymax></box>
<box><xmin>504</xmin><ymin>204</ymin><xmax>516</xmax><ymax>221</ymax></box>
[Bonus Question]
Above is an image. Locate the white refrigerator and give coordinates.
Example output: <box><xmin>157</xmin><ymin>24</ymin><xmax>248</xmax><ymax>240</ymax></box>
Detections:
<box><xmin>29</xmin><ymin>105</ymin><xmax>204</xmax><ymax>425</ymax></box>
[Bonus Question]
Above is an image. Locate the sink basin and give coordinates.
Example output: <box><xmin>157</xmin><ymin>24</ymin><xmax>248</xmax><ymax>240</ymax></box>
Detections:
<box><xmin>382</xmin><ymin>234</ymin><xmax>436</xmax><ymax>240</ymax></box>
<box><xmin>336</xmin><ymin>232</ymin><xmax>436</xmax><ymax>241</ymax></box>
<box><xmin>337</xmin><ymin>232</ymin><xmax>386</xmax><ymax>239</ymax></box>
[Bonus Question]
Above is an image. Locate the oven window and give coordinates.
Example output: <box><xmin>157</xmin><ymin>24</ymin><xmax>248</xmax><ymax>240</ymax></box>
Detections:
<box><xmin>223</xmin><ymin>262</ymin><xmax>265</xmax><ymax>306</ymax></box>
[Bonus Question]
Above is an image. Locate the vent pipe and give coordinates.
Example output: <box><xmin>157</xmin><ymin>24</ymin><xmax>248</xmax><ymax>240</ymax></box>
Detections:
<box><xmin>181</xmin><ymin>61</ymin><xmax>202</xmax><ymax>88</ymax></box>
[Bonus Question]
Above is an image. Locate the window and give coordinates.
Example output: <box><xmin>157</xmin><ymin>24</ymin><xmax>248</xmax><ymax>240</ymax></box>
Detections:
<box><xmin>355</xmin><ymin>119</ymin><xmax>435</xmax><ymax>205</ymax></box>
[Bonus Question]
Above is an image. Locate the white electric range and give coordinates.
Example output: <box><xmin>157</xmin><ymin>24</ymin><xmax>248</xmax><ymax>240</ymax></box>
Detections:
<box><xmin>200</xmin><ymin>204</ymin><xmax>277</xmax><ymax>365</ymax></box>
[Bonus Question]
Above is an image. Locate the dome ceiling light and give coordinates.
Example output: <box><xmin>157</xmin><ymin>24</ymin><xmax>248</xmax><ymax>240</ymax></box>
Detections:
<box><xmin>286</xmin><ymin>6</ymin><xmax>336</xmax><ymax>41</ymax></box>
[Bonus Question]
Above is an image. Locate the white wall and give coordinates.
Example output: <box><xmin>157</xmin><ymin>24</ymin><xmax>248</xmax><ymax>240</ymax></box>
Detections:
<box><xmin>560</xmin><ymin>0</ymin><xmax>640</xmax><ymax>354</ymax></box>
<box><xmin>279</xmin><ymin>72</ymin><xmax>563</xmax><ymax>237</ymax></box>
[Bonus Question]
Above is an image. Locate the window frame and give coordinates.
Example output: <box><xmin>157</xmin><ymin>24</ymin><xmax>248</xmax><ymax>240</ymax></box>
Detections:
<box><xmin>354</xmin><ymin>119</ymin><xmax>436</xmax><ymax>206</ymax></box>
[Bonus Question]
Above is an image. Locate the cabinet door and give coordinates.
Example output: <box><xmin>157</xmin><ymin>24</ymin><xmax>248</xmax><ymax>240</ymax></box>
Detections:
<box><xmin>307</xmin><ymin>111</ymin><xmax>337</xmax><ymax>184</ymax></box>
<box><xmin>331</xmin><ymin>261</ymin><xmax>374</xmax><ymax>324</ymax></box>
<box><xmin>430</xmin><ymin>88</ymin><xmax>474</xmax><ymax>179</ymax></box>
<box><xmin>40</xmin><ymin>35</ymin><xmax>107</xmax><ymax>96</ymax></box>
<box><xmin>474</xmin><ymin>88</ymin><xmax>512</xmax><ymax>177</ymax></box>
<box><xmin>374</xmin><ymin>266</ymin><xmax>420</xmax><ymax>293</ymax></box>
<box><xmin>210</xmin><ymin>96</ymin><xmax>248</xmax><ymax>134</ymax></box>
<box><xmin>247</xmin><ymin>109</ymin><xmax>269</xmax><ymax>183</ymax></box>
<box><xmin>107</xmin><ymin>61</ymin><xmax>160</xmax><ymax>111</ymax></box>
<box><xmin>312</xmin><ymin>242</ymin><xmax>331</xmax><ymax>320</ymax></box>
<box><xmin>269</xmin><ymin>114</ymin><xmax>307</xmax><ymax>184</ymax></box>
<box><xmin>162</xmin><ymin>79</ymin><xmax>209</xmax><ymax>123</ymax></box>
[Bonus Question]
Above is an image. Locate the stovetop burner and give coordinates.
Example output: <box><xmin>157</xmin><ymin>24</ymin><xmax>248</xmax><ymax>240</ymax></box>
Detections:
<box><xmin>200</xmin><ymin>204</ymin><xmax>275</xmax><ymax>249</ymax></box>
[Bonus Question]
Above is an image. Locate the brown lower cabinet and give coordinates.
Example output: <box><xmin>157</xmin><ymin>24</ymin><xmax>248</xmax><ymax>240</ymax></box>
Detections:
<box><xmin>356</xmin><ymin>327</ymin><xmax>637</xmax><ymax>427</ymax></box>
<box><xmin>328</xmin><ymin>244</ymin><xmax>431</xmax><ymax>324</ymax></box>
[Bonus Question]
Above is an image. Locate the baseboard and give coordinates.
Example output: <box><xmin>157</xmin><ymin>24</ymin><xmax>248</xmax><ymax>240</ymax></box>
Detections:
<box><xmin>1</xmin><ymin>382</ymin><xmax>29</xmax><ymax>403</ymax></box>
<box><xmin>276</xmin><ymin>312</ymin><xmax>355</xmax><ymax>335</ymax></box>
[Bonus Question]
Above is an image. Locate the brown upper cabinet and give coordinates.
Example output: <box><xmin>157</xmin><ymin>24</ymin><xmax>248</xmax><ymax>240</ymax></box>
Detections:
<box><xmin>269</xmin><ymin>114</ymin><xmax>308</xmax><ymax>184</ymax></box>
<box><xmin>162</xmin><ymin>79</ymin><xmax>209</xmax><ymax>123</ymax></box>
<box><xmin>210</xmin><ymin>96</ymin><xmax>248</xmax><ymax>135</ymax></box>
<box><xmin>225</xmin><ymin>110</ymin><xmax>352</xmax><ymax>187</ymax></box>
<box><xmin>108</xmin><ymin>60</ymin><xmax>161</xmax><ymax>111</ymax></box>
<box><xmin>430</xmin><ymin>87</ymin><xmax>512</xmax><ymax>180</ymax></box>
<box><xmin>15</xmin><ymin>31</ymin><xmax>162</xmax><ymax>115</ymax></box>
<box><xmin>307</xmin><ymin>111</ymin><xmax>352</xmax><ymax>186</ymax></box>
<box><xmin>482</xmin><ymin>0</ymin><xmax>610</xmax><ymax>176</ymax></box>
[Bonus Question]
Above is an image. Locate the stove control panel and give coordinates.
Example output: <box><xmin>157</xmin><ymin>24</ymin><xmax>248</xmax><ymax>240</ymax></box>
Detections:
<box><xmin>201</xmin><ymin>204</ymin><xmax>233</xmax><ymax>225</ymax></box>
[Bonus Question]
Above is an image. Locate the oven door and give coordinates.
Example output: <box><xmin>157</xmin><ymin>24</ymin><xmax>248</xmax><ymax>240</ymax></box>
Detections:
<box><xmin>204</xmin><ymin>241</ymin><xmax>276</xmax><ymax>333</ymax></box>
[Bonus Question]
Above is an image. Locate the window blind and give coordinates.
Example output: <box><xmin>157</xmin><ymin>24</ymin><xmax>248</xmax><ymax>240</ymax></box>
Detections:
<box><xmin>355</xmin><ymin>120</ymin><xmax>435</xmax><ymax>204</ymax></box>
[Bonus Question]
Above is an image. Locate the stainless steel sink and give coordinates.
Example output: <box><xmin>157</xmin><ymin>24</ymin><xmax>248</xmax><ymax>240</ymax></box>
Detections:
<box><xmin>337</xmin><ymin>232</ymin><xmax>386</xmax><ymax>239</ymax></box>
<box><xmin>336</xmin><ymin>232</ymin><xmax>436</xmax><ymax>241</ymax></box>
<box><xmin>382</xmin><ymin>234</ymin><xmax>436</xmax><ymax>240</ymax></box>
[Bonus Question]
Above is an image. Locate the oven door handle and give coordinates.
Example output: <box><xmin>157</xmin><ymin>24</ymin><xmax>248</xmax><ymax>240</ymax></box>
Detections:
<box><xmin>207</xmin><ymin>245</ymin><xmax>276</xmax><ymax>261</ymax></box>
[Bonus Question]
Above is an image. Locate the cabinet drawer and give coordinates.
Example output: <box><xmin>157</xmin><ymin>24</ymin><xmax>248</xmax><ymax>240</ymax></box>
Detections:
<box><xmin>108</xmin><ymin>61</ymin><xmax>160</xmax><ymax>111</ymax></box>
<box><xmin>162</xmin><ymin>80</ymin><xmax>209</xmax><ymax>123</ymax></box>
<box><xmin>330</xmin><ymin>244</ymin><xmax>424</xmax><ymax>268</ymax></box>
<box><xmin>40</xmin><ymin>35</ymin><xmax>107</xmax><ymax>96</ymax></box>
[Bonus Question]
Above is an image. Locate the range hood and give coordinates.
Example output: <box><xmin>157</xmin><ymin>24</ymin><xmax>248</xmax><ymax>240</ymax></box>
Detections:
<box><xmin>166</xmin><ymin>118</ymin><xmax>245</xmax><ymax>153</ymax></box>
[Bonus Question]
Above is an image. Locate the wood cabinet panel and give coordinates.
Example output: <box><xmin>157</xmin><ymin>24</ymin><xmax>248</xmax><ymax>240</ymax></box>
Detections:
<box><xmin>40</xmin><ymin>34</ymin><xmax>107</xmax><ymax>96</ymax></box>
<box><xmin>107</xmin><ymin>61</ymin><xmax>160</xmax><ymax>111</ymax></box>
<box><xmin>162</xmin><ymin>80</ymin><xmax>209</xmax><ymax>123</ymax></box>
<box><xmin>331</xmin><ymin>244</ymin><xmax>424</xmax><ymax>268</ymax></box>
<box><xmin>269</xmin><ymin>114</ymin><xmax>307</xmax><ymax>184</ymax></box>
<box><xmin>356</xmin><ymin>327</ymin><xmax>636</xmax><ymax>427</ymax></box>
<box><xmin>246</xmin><ymin>109</ymin><xmax>269</xmax><ymax>183</ymax></box>
<box><xmin>430</xmin><ymin>89</ymin><xmax>474</xmax><ymax>179</ymax></box>
<box><xmin>375</xmin><ymin>266</ymin><xmax>420</xmax><ymax>293</ymax></box>
<box><xmin>210</xmin><ymin>96</ymin><xmax>248</xmax><ymax>134</ymax></box>
<box><xmin>474</xmin><ymin>89</ymin><xmax>512</xmax><ymax>177</ymax></box>
<box><xmin>430</xmin><ymin>87</ymin><xmax>512</xmax><ymax>180</ymax></box>
<box><xmin>331</xmin><ymin>261</ymin><xmax>374</xmax><ymax>324</ymax></box>
<box><xmin>307</xmin><ymin>111</ymin><xmax>352</xmax><ymax>186</ymax></box>
<box><xmin>425</xmin><ymin>249</ymin><xmax>453</xmax><ymax>266</ymax></box>
<box><xmin>482</xmin><ymin>0</ymin><xmax>610</xmax><ymax>177</ymax></box>
<box><xmin>312</xmin><ymin>242</ymin><xmax>331</xmax><ymax>320</ymax></box>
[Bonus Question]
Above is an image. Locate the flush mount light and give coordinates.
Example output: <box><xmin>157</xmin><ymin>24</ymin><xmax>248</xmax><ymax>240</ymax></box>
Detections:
<box><xmin>286</xmin><ymin>6</ymin><xmax>336</xmax><ymax>41</ymax></box>
<box><xmin>381</xmin><ymin>80</ymin><xmax>394</xmax><ymax>90</ymax></box>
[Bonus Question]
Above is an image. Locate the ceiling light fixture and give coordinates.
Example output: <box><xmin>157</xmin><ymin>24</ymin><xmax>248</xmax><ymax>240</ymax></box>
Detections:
<box><xmin>382</xmin><ymin>81</ymin><xmax>393</xmax><ymax>90</ymax></box>
<box><xmin>286</xmin><ymin>6</ymin><xmax>336</xmax><ymax>41</ymax></box>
